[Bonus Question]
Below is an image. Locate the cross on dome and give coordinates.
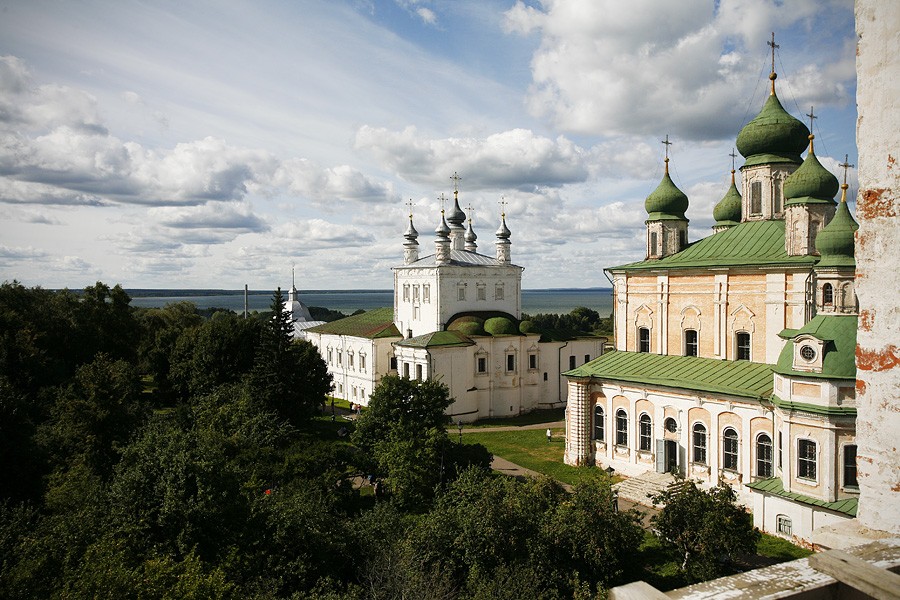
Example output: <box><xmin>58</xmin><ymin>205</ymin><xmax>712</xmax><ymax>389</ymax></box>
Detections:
<box><xmin>767</xmin><ymin>32</ymin><xmax>780</xmax><ymax>92</ymax></box>
<box><xmin>661</xmin><ymin>135</ymin><xmax>672</xmax><ymax>173</ymax></box>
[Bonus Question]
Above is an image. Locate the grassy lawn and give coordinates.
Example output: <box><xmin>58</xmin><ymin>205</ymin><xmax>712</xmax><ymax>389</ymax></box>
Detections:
<box><xmin>462</xmin><ymin>427</ymin><xmax>599</xmax><ymax>486</ymax></box>
<box><xmin>756</xmin><ymin>533</ymin><xmax>812</xmax><ymax>560</ymax></box>
<box><xmin>469</xmin><ymin>407</ymin><xmax>565</xmax><ymax>428</ymax></box>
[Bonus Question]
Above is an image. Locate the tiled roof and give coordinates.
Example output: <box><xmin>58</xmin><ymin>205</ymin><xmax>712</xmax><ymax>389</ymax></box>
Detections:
<box><xmin>305</xmin><ymin>307</ymin><xmax>401</xmax><ymax>339</ymax></box>
<box><xmin>395</xmin><ymin>330</ymin><xmax>475</xmax><ymax>348</ymax></box>
<box><xmin>747</xmin><ymin>477</ymin><xmax>858</xmax><ymax>517</ymax></box>
<box><xmin>565</xmin><ymin>351</ymin><xmax>774</xmax><ymax>400</ymax></box>
<box><xmin>611</xmin><ymin>220</ymin><xmax>818</xmax><ymax>271</ymax></box>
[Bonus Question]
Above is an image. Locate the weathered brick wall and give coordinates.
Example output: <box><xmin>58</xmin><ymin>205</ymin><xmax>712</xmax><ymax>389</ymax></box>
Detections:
<box><xmin>855</xmin><ymin>0</ymin><xmax>900</xmax><ymax>534</ymax></box>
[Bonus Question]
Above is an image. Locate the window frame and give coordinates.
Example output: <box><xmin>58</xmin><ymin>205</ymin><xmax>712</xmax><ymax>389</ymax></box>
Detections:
<box><xmin>756</xmin><ymin>433</ymin><xmax>773</xmax><ymax>478</ymax></box>
<box><xmin>797</xmin><ymin>438</ymin><xmax>817</xmax><ymax>481</ymax></box>
<box><xmin>722</xmin><ymin>427</ymin><xmax>739</xmax><ymax>472</ymax></box>
<box><xmin>506</xmin><ymin>353</ymin><xmax>516</xmax><ymax>373</ymax></box>
<box><xmin>692</xmin><ymin>422</ymin><xmax>707</xmax><ymax>465</ymax></box>
<box><xmin>638</xmin><ymin>327</ymin><xmax>650</xmax><ymax>353</ymax></box>
<box><xmin>684</xmin><ymin>329</ymin><xmax>698</xmax><ymax>357</ymax></box>
<box><xmin>593</xmin><ymin>405</ymin><xmax>605</xmax><ymax>442</ymax></box>
<box><xmin>736</xmin><ymin>331</ymin><xmax>751</xmax><ymax>361</ymax></box>
<box><xmin>750</xmin><ymin>181</ymin><xmax>762</xmax><ymax>214</ymax></box>
<box><xmin>823</xmin><ymin>283</ymin><xmax>834</xmax><ymax>306</ymax></box>
<box><xmin>843</xmin><ymin>444</ymin><xmax>858</xmax><ymax>490</ymax></box>
<box><xmin>615</xmin><ymin>409</ymin><xmax>628</xmax><ymax>447</ymax></box>
<box><xmin>639</xmin><ymin>413</ymin><xmax>652</xmax><ymax>452</ymax></box>
<box><xmin>476</xmin><ymin>356</ymin><xmax>487</xmax><ymax>374</ymax></box>
<box><xmin>776</xmin><ymin>514</ymin><xmax>792</xmax><ymax>537</ymax></box>
<box><xmin>528</xmin><ymin>353</ymin><xmax>538</xmax><ymax>370</ymax></box>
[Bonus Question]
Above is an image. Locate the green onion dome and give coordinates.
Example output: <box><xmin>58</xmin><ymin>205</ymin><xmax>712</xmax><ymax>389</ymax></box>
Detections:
<box><xmin>713</xmin><ymin>172</ymin><xmax>742</xmax><ymax>226</ymax></box>
<box><xmin>645</xmin><ymin>160</ymin><xmax>689</xmax><ymax>220</ymax></box>
<box><xmin>783</xmin><ymin>140</ymin><xmax>839</xmax><ymax>204</ymax></box>
<box><xmin>736</xmin><ymin>91</ymin><xmax>809</xmax><ymax>167</ymax></box>
<box><xmin>816</xmin><ymin>187</ymin><xmax>858</xmax><ymax>267</ymax></box>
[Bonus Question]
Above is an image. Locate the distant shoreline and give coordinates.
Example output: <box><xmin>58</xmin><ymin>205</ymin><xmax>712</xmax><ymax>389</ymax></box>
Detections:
<box><xmin>118</xmin><ymin>287</ymin><xmax>612</xmax><ymax>298</ymax></box>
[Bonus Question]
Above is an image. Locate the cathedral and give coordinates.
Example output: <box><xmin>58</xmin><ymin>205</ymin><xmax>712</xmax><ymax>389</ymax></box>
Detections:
<box><xmin>304</xmin><ymin>180</ymin><xmax>606</xmax><ymax>422</ymax></box>
<box><xmin>563</xmin><ymin>64</ymin><xmax>859</xmax><ymax>544</ymax></box>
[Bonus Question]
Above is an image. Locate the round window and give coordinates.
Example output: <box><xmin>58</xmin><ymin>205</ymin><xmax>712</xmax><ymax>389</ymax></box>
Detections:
<box><xmin>800</xmin><ymin>345</ymin><xmax>816</xmax><ymax>361</ymax></box>
<box><xmin>665</xmin><ymin>418</ymin><xmax>677</xmax><ymax>433</ymax></box>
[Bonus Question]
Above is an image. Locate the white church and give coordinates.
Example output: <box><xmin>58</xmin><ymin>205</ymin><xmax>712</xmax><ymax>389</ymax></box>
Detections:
<box><xmin>303</xmin><ymin>181</ymin><xmax>606</xmax><ymax>422</ymax></box>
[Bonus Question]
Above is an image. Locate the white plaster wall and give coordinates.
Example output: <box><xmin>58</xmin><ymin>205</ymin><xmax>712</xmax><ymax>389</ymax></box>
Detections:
<box><xmin>754</xmin><ymin>493</ymin><xmax>853</xmax><ymax>545</ymax></box>
<box><xmin>854</xmin><ymin>0</ymin><xmax>900</xmax><ymax>535</ymax></box>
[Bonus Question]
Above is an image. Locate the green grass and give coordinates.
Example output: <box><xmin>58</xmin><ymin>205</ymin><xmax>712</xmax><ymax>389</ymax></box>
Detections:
<box><xmin>469</xmin><ymin>407</ymin><xmax>565</xmax><ymax>428</ymax></box>
<box><xmin>628</xmin><ymin>532</ymin><xmax>689</xmax><ymax>592</ymax></box>
<box><xmin>462</xmin><ymin>427</ymin><xmax>597</xmax><ymax>486</ymax></box>
<box><xmin>756</xmin><ymin>533</ymin><xmax>812</xmax><ymax>560</ymax></box>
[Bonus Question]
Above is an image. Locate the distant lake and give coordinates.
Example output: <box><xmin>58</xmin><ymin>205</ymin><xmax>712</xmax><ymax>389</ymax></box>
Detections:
<box><xmin>127</xmin><ymin>288</ymin><xmax>614</xmax><ymax>316</ymax></box>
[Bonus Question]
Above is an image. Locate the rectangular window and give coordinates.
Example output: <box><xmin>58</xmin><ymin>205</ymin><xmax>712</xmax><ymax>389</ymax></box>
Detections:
<box><xmin>403</xmin><ymin>363</ymin><xmax>410</xmax><ymax>378</ymax></box>
<box><xmin>569</xmin><ymin>355</ymin><xmax>576</xmax><ymax>370</ymax></box>
<box><xmin>506</xmin><ymin>354</ymin><xmax>515</xmax><ymax>372</ymax></box>
<box><xmin>477</xmin><ymin>356</ymin><xmax>487</xmax><ymax>373</ymax></box>
<box><xmin>413</xmin><ymin>285</ymin><xmax>419</xmax><ymax>301</ymax></box>
<box><xmin>798</xmin><ymin>439</ymin><xmax>817</xmax><ymax>480</ymax></box>
<box><xmin>495</xmin><ymin>285</ymin><xmax>504</xmax><ymax>301</ymax></box>
<box><xmin>773</xmin><ymin>183</ymin><xmax>782</xmax><ymax>214</ymax></box>
<box><xmin>360</xmin><ymin>355</ymin><xmax>366</xmax><ymax>371</ymax></box>
<box><xmin>543</xmin><ymin>372</ymin><xmax>548</xmax><ymax>381</ymax></box>
<box><xmin>403</xmin><ymin>284</ymin><xmax>410</xmax><ymax>301</ymax></box>
<box><xmin>390</xmin><ymin>356</ymin><xmax>397</xmax><ymax>371</ymax></box>
<box><xmin>685</xmin><ymin>330</ymin><xmax>698</xmax><ymax>356</ymax></box>
<box><xmin>777</xmin><ymin>515</ymin><xmax>792</xmax><ymax>536</ymax></box>
<box><xmin>477</xmin><ymin>286</ymin><xmax>486</xmax><ymax>301</ymax></box>
<box><xmin>650</xmin><ymin>231</ymin><xmax>658</xmax><ymax>255</ymax></box>
<box><xmin>751</xmin><ymin>181</ymin><xmax>762</xmax><ymax>214</ymax></box>
<box><xmin>778</xmin><ymin>431</ymin><xmax>783</xmax><ymax>469</ymax></box>
<box><xmin>639</xmin><ymin>327</ymin><xmax>650</xmax><ymax>353</ymax></box>
<box><xmin>423</xmin><ymin>285</ymin><xmax>430</xmax><ymax>303</ymax></box>
<box><xmin>348</xmin><ymin>354</ymin><xmax>354</xmax><ymax>368</ymax></box>
<box><xmin>843</xmin><ymin>445</ymin><xmax>858</xmax><ymax>489</ymax></box>
<box><xmin>584</xmin><ymin>354</ymin><xmax>590</xmax><ymax>364</ymax></box>
<box><xmin>415</xmin><ymin>364</ymin><xmax>423</xmax><ymax>380</ymax></box>
<box><xmin>327</xmin><ymin>349</ymin><xmax>333</xmax><ymax>364</ymax></box>
<box><xmin>337</xmin><ymin>351</ymin><xmax>342</xmax><ymax>366</ymax></box>
<box><xmin>736</xmin><ymin>332</ymin><xmax>751</xmax><ymax>361</ymax></box>
<box><xmin>458</xmin><ymin>286</ymin><xmax>466</xmax><ymax>301</ymax></box>
<box><xmin>529</xmin><ymin>354</ymin><xmax>537</xmax><ymax>370</ymax></box>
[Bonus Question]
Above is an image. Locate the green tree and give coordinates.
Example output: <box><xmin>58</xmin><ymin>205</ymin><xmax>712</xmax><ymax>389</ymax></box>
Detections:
<box><xmin>137</xmin><ymin>301</ymin><xmax>203</xmax><ymax>397</ymax></box>
<box><xmin>650</xmin><ymin>479</ymin><xmax>760</xmax><ymax>581</ymax></box>
<box><xmin>351</xmin><ymin>375</ymin><xmax>453</xmax><ymax>508</ymax></box>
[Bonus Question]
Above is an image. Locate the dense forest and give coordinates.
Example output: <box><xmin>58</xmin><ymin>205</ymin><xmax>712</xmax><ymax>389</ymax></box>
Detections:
<box><xmin>0</xmin><ymin>282</ymin><xmax>752</xmax><ymax>598</ymax></box>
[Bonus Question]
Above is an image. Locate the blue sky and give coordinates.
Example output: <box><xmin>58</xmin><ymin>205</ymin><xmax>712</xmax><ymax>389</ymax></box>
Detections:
<box><xmin>0</xmin><ymin>0</ymin><xmax>858</xmax><ymax>290</ymax></box>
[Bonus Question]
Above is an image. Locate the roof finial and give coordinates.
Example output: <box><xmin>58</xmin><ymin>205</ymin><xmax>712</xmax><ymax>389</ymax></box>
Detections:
<box><xmin>438</xmin><ymin>192</ymin><xmax>447</xmax><ymax>214</ymax></box>
<box><xmin>661</xmin><ymin>135</ymin><xmax>672</xmax><ymax>174</ymax></box>
<box><xmin>839</xmin><ymin>154</ymin><xmax>854</xmax><ymax>203</ymax></box>
<box><xmin>498</xmin><ymin>196</ymin><xmax>508</xmax><ymax>218</ymax></box>
<box><xmin>729</xmin><ymin>148</ymin><xmax>737</xmax><ymax>183</ymax></box>
<box><xmin>292</xmin><ymin>264</ymin><xmax>295</xmax><ymax>289</ymax></box>
<box><xmin>767</xmin><ymin>32</ymin><xmax>779</xmax><ymax>94</ymax></box>
<box><xmin>805</xmin><ymin>106</ymin><xmax>817</xmax><ymax>152</ymax></box>
<box><xmin>405</xmin><ymin>198</ymin><xmax>415</xmax><ymax>219</ymax></box>
<box><xmin>466</xmin><ymin>203</ymin><xmax>475</xmax><ymax>224</ymax></box>
<box><xmin>450</xmin><ymin>171</ymin><xmax>462</xmax><ymax>201</ymax></box>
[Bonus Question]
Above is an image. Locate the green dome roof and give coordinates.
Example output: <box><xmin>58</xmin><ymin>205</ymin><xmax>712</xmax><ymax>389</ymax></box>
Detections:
<box><xmin>645</xmin><ymin>167</ymin><xmax>688</xmax><ymax>220</ymax></box>
<box><xmin>816</xmin><ymin>197</ymin><xmax>859</xmax><ymax>267</ymax></box>
<box><xmin>783</xmin><ymin>145</ymin><xmax>839</xmax><ymax>204</ymax></box>
<box><xmin>736</xmin><ymin>92</ymin><xmax>809</xmax><ymax>166</ymax></box>
<box><xmin>713</xmin><ymin>178</ymin><xmax>742</xmax><ymax>226</ymax></box>
<box><xmin>483</xmin><ymin>316</ymin><xmax>519</xmax><ymax>336</ymax></box>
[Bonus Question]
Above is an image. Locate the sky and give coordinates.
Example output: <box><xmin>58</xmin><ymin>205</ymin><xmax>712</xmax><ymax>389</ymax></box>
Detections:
<box><xmin>0</xmin><ymin>0</ymin><xmax>858</xmax><ymax>291</ymax></box>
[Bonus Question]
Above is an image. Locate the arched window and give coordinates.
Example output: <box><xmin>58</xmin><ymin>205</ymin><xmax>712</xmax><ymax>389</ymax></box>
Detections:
<box><xmin>736</xmin><ymin>332</ymin><xmax>751</xmax><ymax>361</ymax></box>
<box><xmin>692</xmin><ymin>423</ymin><xmax>707</xmax><ymax>464</ymax></box>
<box><xmin>616</xmin><ymin>409</ymin><xmax>628</xmax><ymax>446</ymax></box>
<box><xmin>750</xmin><ymin>181</ymin><xmax>762</xmax><ymax>214</ymax></box>
<box><xmin>684</xmin><ymin>329</ymin><xmax>698</xmax><ymax>357</ymax></box>
<box><xmin>756</xmin><ymin>433</ymin><xmax>773</xmax><ymax>478</ymax></box>
<box><xmin>639</xmin><ymin>413</ymin><xmax>652</xmax><ymax>451</ymax></box>
<box><xmin>723</xmin><ymin>428</ymin><xmax>739</xmax><ymax>471</ymax></box>
<box><xmin>823</xmin><ymin>283</ymin><xmax>833</xmax><ymax>306</ymax></box>
<box><xmin>650</xmin><ymin>231</ymin><xmax>658</xmax><ymax>255</ymax></box>
<box><xmin>638</xmin><ymin>327</ymin><xmax>650</xmax><ymax>353</ymax></box>
<box><xmin>593</xmin><ymin>405</ymin><xmax>604</xmax><ymax>442</ymax></box>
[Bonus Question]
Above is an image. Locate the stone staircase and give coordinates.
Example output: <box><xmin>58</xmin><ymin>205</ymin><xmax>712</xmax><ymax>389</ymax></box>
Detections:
<box><xmin>612</xmin><ymin>471</ymin><xmax>678</xmax><ymax>508</ymax></box>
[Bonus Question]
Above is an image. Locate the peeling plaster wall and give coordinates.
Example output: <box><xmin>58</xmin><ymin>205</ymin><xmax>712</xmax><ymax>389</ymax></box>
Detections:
<box><xmin>855</xmin><ymin>0</ymin><xmax>900</xmax><ymax>534</ymax></box>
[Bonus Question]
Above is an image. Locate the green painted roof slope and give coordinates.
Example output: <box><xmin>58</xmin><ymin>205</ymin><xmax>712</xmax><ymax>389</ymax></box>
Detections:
<box><xmin>612</xmin><ymin>220</ymin><xmax>817</xmax><ymax>271</ymax></box>
<box><xmin>775</xmin><ymin>314</ymin><xmax>857</xmax><ymax>380</ymax></box>
<box><xmin>396</xmin><ymin>330</ymin><xmax>475</xmax><ymax>348</ymax></box>
<box><xmin>565</xmin><ymin>351</ymin><xmax>774</xmax><ymax>400</ymax></box>
<box><xmin>306</xmin><ymin>307</ymin><xmax>401</xmax><ymax>339</ymax></box>
<box><xmin>747</xmin><ymin>477</ymin><xmax>858</xmax><ymax>517</ymax></box>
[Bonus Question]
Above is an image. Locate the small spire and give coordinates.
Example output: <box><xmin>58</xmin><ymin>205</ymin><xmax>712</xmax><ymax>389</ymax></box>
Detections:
<box><xmin>767</xmin><ymin>32</ymin><xmax>780</xmax><ymax>94</ymax></box>
<box><xmin>839</xmin><ymin>154</ymin><xmax>854</xmax><ymax>203</ymax></box>
<box><xmin>805</xmin><ymin>106</ymin><xmax>817</xmax><ymax>153</ymax></box>
<box><xmin>661</xmin><ymin>135</ymin><xmax>672</xmax><ymax>174</ymax></box>
<box><xmin>729</xmin><ymin>148</ymin><xmax>737</xmax><ymax>184</ymax></box>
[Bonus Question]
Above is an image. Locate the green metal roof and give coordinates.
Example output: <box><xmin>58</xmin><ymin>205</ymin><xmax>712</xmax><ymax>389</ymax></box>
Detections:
<box><xmin>305</xmin><ymin>307</ymin><xmax>401</xmax><ymax>339</ymax></box>
<box><xmin>747</xmin><ymin>477</ymin><xmax>858</xmax><ymax>517</ymax></box>
<box><xmin>771</xmin><ymin>395</ymin><xmax>857</xmax><ymax>417</ymax></box>
<box><xmin>611</xmin><ymin>220</ymin><xmax>818</xmax><ymax>272</ymax></box>
<box><xmin>395</xmin><ymin>330</ymin><xmax>474</xmax><ymax>348</ymax></box>
<box><xmin>565</xmin><ymin>351</ymin><xmax>774</xmax><ymax>400</ymax></box>
<box><xmin>774</xmin><ymin>314</ymin><xmax>857</xmax><ymax>380</ymax></box>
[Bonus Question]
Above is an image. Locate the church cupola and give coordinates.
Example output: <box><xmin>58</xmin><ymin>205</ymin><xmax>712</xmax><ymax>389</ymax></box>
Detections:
<box><xmin>814</xmin><ymin>156</ymin><xmax>858</xmax><ymax>314</ymax></box>
<box><xmin>435</xmin><ymin>210</ymin><xmax>451</xmax><ymax>265</ymax></box>
<box><xmin>402</xmin><ymin>201</ymin><xmax>419</xmax><ymax>265</ymax></box>
<box><xmin>464</xmin><ymin>208</ymin><xmax>478</xmax><ymax>252</ymax></box>
<box><xmin>447</xmin><ymin>172</ymin><xmax>467</xmax><ymax>250</ymax></box>
<box><xmin>645</xmin><ymin>137</ymin><xmax>689</xmax><ymax>259</ymax></box>
<box><xmin>736</xmin><ymin>35</ymin><xmax>809</xmax><ymax>221</ymax></box>
<box><xmin>713</xmin><ymin>153</ymin><xmax>743</xmax><ymax>233</ymax></box>
<box><xmin>783</xmin><ymin>110</ymin><xmax>838</xmax><ymax>256</ymax></box>
<box><xmin>495</xmin><ymin>203</ymin><xmax>511</xmax><ymax>265</ymax></box>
